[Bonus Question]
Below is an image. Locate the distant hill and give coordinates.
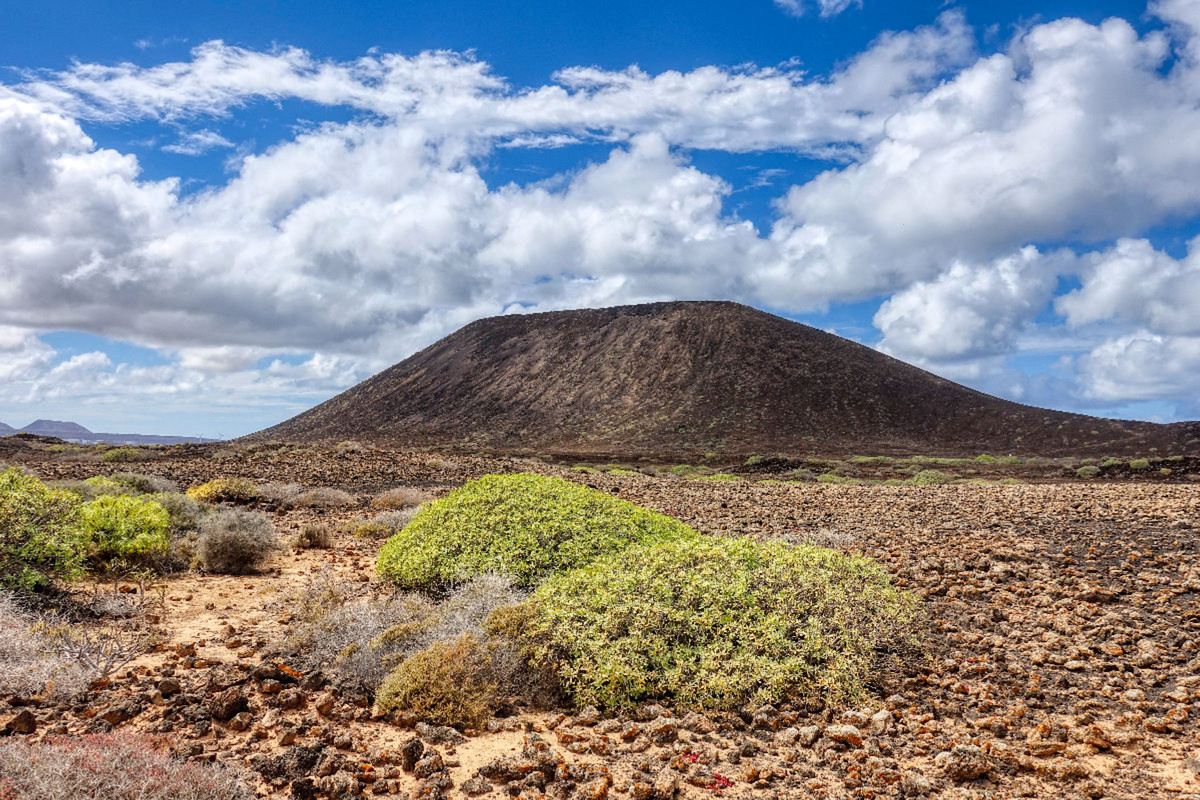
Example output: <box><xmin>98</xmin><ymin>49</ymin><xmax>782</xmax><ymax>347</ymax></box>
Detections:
<box><xmin>3</xmin><ymin>419</ymin><xmax>219</xmax><ymax>446</ymax></box>
<box><xmin>21</xmin><ymin>420</ymin><xmax>94</xmax><ymax>439</ymax></box>
<box><xmin>249</xmin><ymin>301</ymin><xmax>1200</xmax><ymax>458</ymax></box>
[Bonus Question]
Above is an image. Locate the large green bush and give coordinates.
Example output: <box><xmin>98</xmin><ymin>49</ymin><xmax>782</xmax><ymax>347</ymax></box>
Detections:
<box><xmin>376</xmin><ymin>473</ymin><xmax>696</xmax><ymax>590</ymax></box>
<box><xmin>523</xmin><ymin>536</ymin><xmax>923</xmax><ymax>711</ymax></box>
<box><xmin>78</xmin><ymin>495</ymin><xmax>171</xmax><ymax>563</ymax></box>
<box><xmin>0</xmin><ymin>469</ymin><xmax>87</xmax><ymax>589</ymax></box>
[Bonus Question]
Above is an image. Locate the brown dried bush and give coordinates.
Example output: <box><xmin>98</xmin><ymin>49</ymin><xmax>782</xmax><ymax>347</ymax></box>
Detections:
<box><xmin>370</xmin><ymin>487</ymin><xmax>430</xmax><ymax>510</ymax></box>
<box><xmin>196</xmin><ymin>508</ymin><xmax>277</xmax><ymax>574</ymax></box>
<box><xmin>293</xmin><ymin>522</ymin><xmax>334</xmax><ymax>550</ymax></box>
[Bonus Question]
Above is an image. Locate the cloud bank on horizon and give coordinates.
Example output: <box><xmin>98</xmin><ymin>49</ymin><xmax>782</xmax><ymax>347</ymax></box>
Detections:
<box><xmin>2</xmin><ymin>0</ymin><xmax>1200</xmax><ymax>435</ymax></box>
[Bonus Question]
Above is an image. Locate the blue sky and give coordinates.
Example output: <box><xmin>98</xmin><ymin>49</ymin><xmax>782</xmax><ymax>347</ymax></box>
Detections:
<box><xmin>2</xmin><ymin>0</ymin><xmax>1199</xmax><ymax>436</ymax></box>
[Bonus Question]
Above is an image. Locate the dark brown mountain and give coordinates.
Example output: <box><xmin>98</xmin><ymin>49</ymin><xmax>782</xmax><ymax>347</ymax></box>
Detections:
<box><xmin>250</xmin><ymin>301</ymin><xmax>1200</xmax><ymax>458</ymax></box>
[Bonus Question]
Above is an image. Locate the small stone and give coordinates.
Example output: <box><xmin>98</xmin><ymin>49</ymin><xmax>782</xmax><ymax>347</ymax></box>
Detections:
<box><xmin>227</xmin><ymin>711</ymin><xmax>254</xmax><ymax>732</ymax></box>
<box><xmin>823</xmin><ymin>724</ymin><xmax>863</xmax><ymax>748</ymax></box>
<box><xmin>314</xmin><ymin>691</ymin><xmax>337</xmax><ymax>717</ymax></box>
<box><xmin>796</xmin><ymin>725</ymin><xmax>821</xmax><ymax>746</ymax></box>
<box><xmin>414</xmin><ymin>752</ymin><xmax>445</xmax><ymax>779</ymax></box>
<box><xmin>936</xmin><ymin>745</ymin><xmax>989</xmax><ymax>782</ymax></box>
<box><xmin>400</xmin><ymin>736</ymin><xmax>425</xmax><ymax>771</ymax></box>
<box><xmin>4</xmin><ymin>709</ymin><xmax>36</xmax><ymax>735</ymax></box>
<box><xmin>416</xmin><ymin>721</ymin><xmax>466</xmax><ymax>745</ymax></box>
<box><xmin>461</xmin><ymin>775</ymin><xmax>492</xmax><ymax>796</ymax></box>
<box><xmin>206</xmin><ymin>687</ymin><xmax>248</xmax><ymax>721</ymax></box>
<box><xmin>899</xmin><ymin>769</ymin><xmax>933</xmax><ymax>796</ymax></box>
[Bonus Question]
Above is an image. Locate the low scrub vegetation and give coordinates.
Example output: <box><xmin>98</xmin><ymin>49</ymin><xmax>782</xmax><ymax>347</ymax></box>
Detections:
<box><xmin>0</xmin><ymin>592</ymin><xmax>90</xmax><ymax>699</ymax></box>
<box><xmin>0</xmin><ymin>734</ymin><xmax>250</xmax><ymax>800</ymax></box>
<box><xmin>0</xmin><ymin>468</ymin><xmax>87</xmax><ymax>590</ymax></box>
<box><xmin>376</xmin><ymin>473</ymin><xmax>696</xmax><ymax>590</ymax></box>
<box><xmin>1077</xmin><ymin>465</ymin><xmax>1102</xmax><ymax>479</ymax></box>
<box><xmin>522</xmin><ymin>536</ymin><xmax>922</xmax><ymax>711</ymax></box>
<box><xmin>907</xmin><ymin>469</ymin><xmax>955</xmax><ymax>486</ymax></box>
<box><xmin>186</xmin><ymin>478</ymin><xmax>257</xmax><ymax>504</ymax></box>
<box><xmin>1129</xmin><ymin>458</ymin><xmax>1151</xmax><ymax>470</ymax></box>
<box><xmin>371</xmin><ymin>486</ymin><xmax>430</xmax><ymax>510</ymax></box>
<box><xmin>293</xmin><ymin>522</ymin><xmax>334</xmax><ymax>550</ymax></box>
<box><xmin>196</xmin><ymin>508</ymin><xmax>276</xmax><ymax>574</ymax></box>
<box><xmin>78</xmin><ymin>495</ymin><xmax>171</xmax><ymax>566</ymax></box>
<box><xmin>374</xmin><ymin>634</ymin><xmax>499</xmax><ymax>728</ymax></box>
<box><xmin>281</xmin><ymin>572</ymin><xmax>549</xmax><ymax>724</ymax></box>
<box><xmin>344</xmin><ymin>509</ymin><xmax>419</xmax><ymax>539</ymax></box>
<box><xmin>99</xmin><ymin>447</ymin><xmax>152</xmax><ymax>464</ymax></box>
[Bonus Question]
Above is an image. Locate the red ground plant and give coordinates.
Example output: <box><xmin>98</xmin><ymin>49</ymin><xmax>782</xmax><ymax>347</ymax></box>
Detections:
<box><xmin>0</xmin><ymin>733</ymin><xmax>250</xmax><ymax>800</ymax></box>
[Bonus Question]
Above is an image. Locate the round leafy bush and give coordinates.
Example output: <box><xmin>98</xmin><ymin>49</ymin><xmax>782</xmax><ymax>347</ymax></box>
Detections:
<box><xmin>1129</xmin><ymin>458</ymin><xmax>1151</xmax><ymax>471</ymax></box>
<box><xmin>908</xmin><ymin>469</ymin><xmax>955</xmax><ymax>485</ymax></box>
<box><xmin>0</xmin><ymin>468</ymin><xmax>87</xmax><ymax>590</ymax></box>
<box><xmin>99</xmin><ymin>447</ymin><xmax>152</xmax><ymax>464</ymax></box>
<box><xmin>196</xmin><ymin>508</ymin><xmax>276</xmax><ymax>574</ymax></box>
<box><xmin>523</xmin><ymin>536</ymin><xmax>923</xmax><ymax>711</ymax></box>
<box><xmin>186</xmin><ymin>478</ymin><xmax>258</xmax><ymax>504</ymax></box>
<box><xmin>376</xmin><ymin>473</ymin><xmax>696</xmax><ymax>590</ymax></box>
<box><xmin>79</xmin><ymin>495</ymin><xmax>171</xmax><ymax>563</ymax></box>
<box><xmin>1076</xmin><ymin>465</ymin><xmax>1101</xmax><ymax>479</ymax></box>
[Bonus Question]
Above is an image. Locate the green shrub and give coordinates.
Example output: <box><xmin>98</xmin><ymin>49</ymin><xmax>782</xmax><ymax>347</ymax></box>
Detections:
<box><xmin>1101</xmin><ymin>458</ymin><xmax>1122</xmax><ymax>467</ymax></box>
<box><xmin>79</xmin><ymin>495</ymin><xmax>170</xmax><ymax>564</ymax></box>
<box><xmin>606</xmin><ymin>468</ymin><xmax>642</xmax><ymax>477</ymax></box>
<box><xmin>1076</xmin><ymin>465</ymin><xmax>1101</xmax><ymax>479</ymax></box>
<box><xmin>668</xmin><ymin>464</ymin><xmax>705</xmax><ymax>476</ymax></box>
<box><xmin>744</xmin><ymin>455</ymin><xmax>763</xmax><ymax>466</ymax></box>
<box><xmin>850</xmin><ymin>456</ymin><xmax>893</xmax><ymax>464</ymax></box>
<box><xmin>0</xmin><ymin>469</ymin><xmax>87</xmax><ymax>590</ymax></box>
<box><xmin>100</xmin><ymin>447</ymin><xmax>151</xmax><ymax>464</ymax></box>
<box><xmin>524</xmin><ymin>536</ymin><xmax>922</xmax><ymax>711</ymax></box>
<box><xmin>186</xmin><ymin>478</ymin><xmax>257</xmax><ymax>504</ymax></box>
<box><xmin>907</xmin><ymin>469</ymin><xmax>955</xmax><ymax>486</ymax></box>
<box><xmin>816</xmin><ymin>473</ymin><xmax>862</xmax><ymax>485</ymax></box>
<box><xmin>374</xmin><ymin>634</ymin><xmax>500</xmax><ymax>728</ymax></box>
<box><xmin>1129</xmin><ymin>459</ymin><xmax>1150</xmax><ymax>471</ymax></box>
<box><xmin>376</xmin><ymin>473</ymin><xmax>695</xmax><ymax>590</ymax></box>
<box><xmin>1161</xmin><ymin>468</ymin><xmax>1173</xmax><ymax>476</ymax></box>
<box><xmin>695</xmin><ymin>473</ymin><xmax>741</xmax><ymax>482</ymax></box>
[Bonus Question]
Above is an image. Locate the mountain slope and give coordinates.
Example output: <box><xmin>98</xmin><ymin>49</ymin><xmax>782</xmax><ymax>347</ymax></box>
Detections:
<box><xmin>0</xmin><ymin>422</ymin><xmax>15</xmax><ymax>435</ymax></box>
<box><xmin>251</xmin><ymin>301</ymin><xmax>1200</xmax><ymax>457</ymax></box>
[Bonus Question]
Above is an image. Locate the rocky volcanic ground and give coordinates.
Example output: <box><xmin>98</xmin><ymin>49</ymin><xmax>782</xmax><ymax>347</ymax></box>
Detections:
<box><xmin>2</xmin><ymin>443</ymin><xmax>1199</xmax><ymax>800</ymax></box>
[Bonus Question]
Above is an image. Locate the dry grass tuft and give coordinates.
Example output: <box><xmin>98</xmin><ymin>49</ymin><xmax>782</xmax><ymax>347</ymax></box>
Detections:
<box><xmin>370</xmin><ymin>486</ymin><xmax>430</xmax><ymax>510</ymax></box>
